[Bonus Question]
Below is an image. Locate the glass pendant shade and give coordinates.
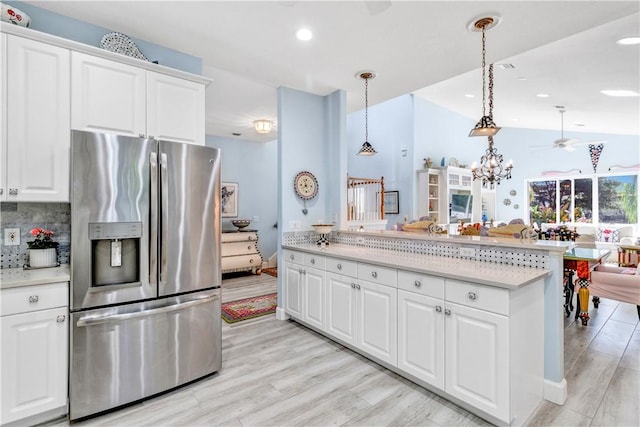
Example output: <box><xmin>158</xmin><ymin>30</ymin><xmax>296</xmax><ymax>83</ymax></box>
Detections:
<box><xmin>357</xmin><ymin>141</ymin><xmax>377</xmax><ymax>156</ymax></box>
<box><xmin>469</xmin><ymin>115</ymin><xmax>501</xmax><ymax>137</ymax></box>
<box><xmin>253</xmin><ymin>119</ymin><xmax>273</xmax><ymax>134</ymax></box>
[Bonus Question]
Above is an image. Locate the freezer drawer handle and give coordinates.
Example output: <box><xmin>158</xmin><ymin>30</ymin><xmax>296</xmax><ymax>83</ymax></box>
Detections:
<box><xmin>76</xmin><ymin>295</ymin><xmax>218</xmax><ymax>327</ymax></box>
<box><xmin>29</xmin><ymin>295</ymin><xmax>39</xmax><ymax>303</ymax></box>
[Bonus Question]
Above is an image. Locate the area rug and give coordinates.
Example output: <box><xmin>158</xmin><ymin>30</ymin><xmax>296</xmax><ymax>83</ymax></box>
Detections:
<box><xmin>262</xmin><ymin>267</ymin><xmax>277</xmax><ymax>277</ymax></box>
<box><xmin>221</xmin><ymin>293</ymin><xmax>277</xmax><ymax>324</ymax></box>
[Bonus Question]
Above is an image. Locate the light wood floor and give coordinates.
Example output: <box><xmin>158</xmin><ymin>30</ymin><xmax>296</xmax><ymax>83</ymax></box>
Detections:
<box><xmin>55</xmin><ymin>272</ymin><xmax>639</xmax><ymax>427</ymax></box>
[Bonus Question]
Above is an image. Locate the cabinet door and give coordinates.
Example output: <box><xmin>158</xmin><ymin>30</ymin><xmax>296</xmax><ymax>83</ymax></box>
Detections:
<box><xmin>303</xmin><ymin>266</ymin><xmax>325</xmax><ymax>331</ymax></box>
<box><xmin>325</xmin><ymin>272</ymin><xmax>357</xmax><ymax>346</ymax></box>
<box><xmin>1</xmin><ymin>33</ymin><xmax>6</xmax><ymax>201</ymax></box>
<box><xmin>146</xmin><ymin>72</ymin><xmax>205</xmax><ymax>145</ymax></box>
<box><xmin>6</xmin><ymin>35</ymin><xmax>70</xmax><ymax>202</ymax></box>
<box><xmin>357</xmin><ymin>280</ymin><xmax>397</xmax><ymax>365</ymax></box>
<box><xmin>397</xmin><ymin>290</ymin><xmax>444</xmax><ymax>388</ymax></box>
<box><xmin>445</xmin><ymin>302</ymin><xmax>509</xmax><ymax>421</ymax></box>
<box><xmin>283</xmin><ymin>262</ymin><xmax>303</xmax><ymax>319</ymax></box>
<box><xmin>0</xmin><ymin>307</ymin><xmax>68</xmax><ymax>425</ymax></box>
<box><xmin>71</xmin><ymin>52</ymin><xmax>145</xmax><ymax>137</ymax></box>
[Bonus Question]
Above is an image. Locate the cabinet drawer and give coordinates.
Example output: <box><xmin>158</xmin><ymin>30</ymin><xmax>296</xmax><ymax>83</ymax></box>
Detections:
<box><xmin>221</xmin><ymin>254</ymin><xmax>262</xmax><ymax>271</ymax></box>
<box><xmin>304</xmin><ymin>254</ymin><xmax>325</xmax><ymax>269</ymax></box>
<box><xmin>1</xmin><ymin>282</ymin><xmax>68</xmax><ymax>316</ymax></box>
<box><xmin>222</xmin><ymin>240</ymin><xmax>258</xmax><ymax>256</ymax></box>
<box><xmin>358</xmin><ymin>263</ymin><xmax>397</xmax><ymax>287</ymax></box>
<box><xmin>445</xmin><ymin>279</ymin><xmax>509</xmax><ymax>315</ymax></box>
<box><xmin>397</xmin><ymin>271</ymin><xmax>444</xmax><ymax>299</ymax></box>
<box><xmin>221</xmin><ymin>231</ymin><xmax>257</xmax><ymax>243</ymax></box>
<box><xmin>326</xmin><ymin>257</ymin><xmax>357</xmax><ymax>278</ymax></box>
<box><xmin>283</xmin><ymin>249</ymin><xmax>304</xmax><ymax>265</ymax></box>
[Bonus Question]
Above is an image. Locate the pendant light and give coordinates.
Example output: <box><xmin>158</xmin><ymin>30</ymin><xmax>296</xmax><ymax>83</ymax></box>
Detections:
<box><xmin>253</xmin><ymin>119</ymin><xmax>273</xmax><ymax>134</ymax></box>
<box><xmin>469</xmin><ymin>17</ymin><xmax>501</xmax><ymax>137</ymax></box>
<box><xmin>356</xmin><ymin>71</ymin><xmax>377</xmax><ymax>156</ymax></box>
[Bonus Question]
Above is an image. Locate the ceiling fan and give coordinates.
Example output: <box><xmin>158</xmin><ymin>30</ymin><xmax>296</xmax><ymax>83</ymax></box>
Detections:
<box><xmin>530</xmin><ymin>107</ymin><xmax>606</xmax><ymax>152</ymax></box>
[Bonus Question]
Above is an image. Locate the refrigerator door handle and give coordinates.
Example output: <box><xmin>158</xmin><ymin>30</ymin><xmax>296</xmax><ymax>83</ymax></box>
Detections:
<box><xmin>149</xmin><ymin>151</ymin><xmax>158</xmax><ymax>287</ymax></box>
<box><xmin>160</xmin><ymin>152</ymin><xmax>169</xmax><ymax>286</ymax></box>
<box><xmin>76</xmin><ymin>294</ymin><xmax>218</xmax><ymax>327</ymax></box>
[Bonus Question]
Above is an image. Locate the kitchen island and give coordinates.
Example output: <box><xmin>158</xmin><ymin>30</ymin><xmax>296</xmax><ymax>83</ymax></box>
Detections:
<box><xmin>280</xmin><ymin>230</ymin><xmax>569</xmax><ymax>426</ymax></box>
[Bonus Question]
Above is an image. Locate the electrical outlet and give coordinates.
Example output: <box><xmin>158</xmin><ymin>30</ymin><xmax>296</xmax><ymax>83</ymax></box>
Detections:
<box><xmin>459</xmin><ymin>247</ymin><xmax>476</xmax><ymax>258</ymax></box>
<box><xmin>4</xmin><ymin>228</ymin><xmax>20</xmax><ymax>246</ymax></box>
<box><xmin>289</xmin><ymin>220</ymin><xmax>301</xmax><ymax>231</ymax></box>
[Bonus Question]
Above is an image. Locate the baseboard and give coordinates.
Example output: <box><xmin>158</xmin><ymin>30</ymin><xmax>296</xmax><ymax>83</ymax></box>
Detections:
<box><xmin>275</xmin><ymin>307</ymin><xmax>289</xmax><ymax>321</ymax></box>
<box><xmin>543</xmin><ymin>378</ymin><xmax>567</xmax><ymax>404</ymax></box>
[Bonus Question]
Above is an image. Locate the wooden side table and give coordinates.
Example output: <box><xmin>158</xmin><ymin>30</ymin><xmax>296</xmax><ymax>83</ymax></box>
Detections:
<box><xmin>617</xmin><ymin>244</ymin><xmax>640</xmax><ymax>267</ymax></box>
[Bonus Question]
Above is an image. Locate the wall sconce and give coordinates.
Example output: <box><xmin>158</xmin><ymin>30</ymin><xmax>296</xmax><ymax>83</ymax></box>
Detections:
<box><xmin>253</xmin><ymin>119</ymin><xmax>273</xmax><ymax>134</ymax></box>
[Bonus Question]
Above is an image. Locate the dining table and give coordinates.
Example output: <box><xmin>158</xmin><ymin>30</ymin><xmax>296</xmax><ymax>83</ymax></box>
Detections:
<box><xmin>563</xmin><ymin>247</ymin><xmax>611</xmax><ymax>325</ymax></box>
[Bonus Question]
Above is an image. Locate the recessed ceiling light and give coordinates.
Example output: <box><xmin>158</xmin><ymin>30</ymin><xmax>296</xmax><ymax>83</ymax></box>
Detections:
<box><xmin>536</xmin><ymin>93</ymin><xmax>550</xmax><ymax>98</ymax></box>
<box><xmin>464</xmin><ymin>94</ymin><xmax>475</xmax><ymax>98</ymax></box>
<box><xmin>232</xmin><ymin>132</ymin><xmax>241</xmax><ymax>136</ymax></box>
<box><xmin>573</xmin><ymin>122</ymin><xmax>585</xmax><ymax>127</ymax></box>
<box><xmin>517</xmin><ymin>76</ymin><xmax>527</xmax><ymax>81</ymax></box>
<box><xmin>498</xmin><ymin>63</ymin><xmax>515</xmax><ymax>70</ymax></box>
<box><xmin>601</xmin><ymin>89</ymin><xmax>640</xmax><ymax>97</ymax></box>
<box><xmin>616</xmin><ymin>37</ymin><xmax>640</xmax><ymax>45</ymax></box>
<box><xmin>296</xmin><ymin>28</ymin><xmax>313</xmax><ymax>41</ymax></box>
<box><xmin>511</xmin><ymin>118</ymin><xmax>519</xmax><ymax>122</ymax></box>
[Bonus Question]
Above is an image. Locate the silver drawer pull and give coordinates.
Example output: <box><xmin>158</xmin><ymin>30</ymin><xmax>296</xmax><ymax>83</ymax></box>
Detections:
<box><xmin>310</xmin><ymin>258</ymin><xmax>315</xmax><ymax>264</ymax></box>
<box><xmin>468</xmin><ymin>292</ymin><xmax>477</xmax><ymax>301</ymax></box>
<box><xmin>444</xmin><ymin>308</ymin><xmax>451</xmax><ymax>316</ymax></box>
<box><xmin>290</xmin><ymin>254</ymin><xmax>294</xmax><ymax>260</ymax></box>
<box><xmin>28</xmin><ymin>295</ymin><xmax>39</xmax><ymax>303</ymax></box>
<box><xmin>355</xmin><ymin>284</ymin><xmax>361</xmax><ymax>290</ymax></box>
<box><xmin>9</xmin><ymin>188</ymin><xmax>18</xmax><ymax>196</ymax></box>
<box><xmin>337</xmin><ymin>264</ymin><xmax>342</xmax><ymax>270</ymax></box>
<box><xmin>351</xmin><ymin>283</ymin><xmax>356</xmax><ymax>288</ymax></box>
<box><xmin>248</xmin><ymin>246</ymin><xmax>252</xmax><ymax>250</ymax></box>
<box><xmin>371</xmin><ymin>271</ymin><xmax>378</xmax><ymax>278</ymax></box>
<box><xmin>56</xmin><ymin>315</ymin><xmax>66</xmax><ymax>323</ymax></box>
<box><xmin>249</xmin><ymin>259</ymin><xmax>254</xmax><ymax>263</ymax></box>
<box><xmin>435</xmin><ymin>305</ymin><xmax>442</xmax><ymax>312</ymax></box>
<box><xmin>414</xmin><ymin>280</ymin><xmax>422</xmax><ymax>288</ymax></box>
<box><xmin>248</xmin><ymin>236</ymin><xmax>254</xmax><ymax>241</ymax></box>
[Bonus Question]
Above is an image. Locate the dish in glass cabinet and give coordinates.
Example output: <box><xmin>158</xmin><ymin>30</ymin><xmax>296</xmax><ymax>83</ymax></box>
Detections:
<box><xmin>311</xmin><ymin>224</ymin><xmax>334</xmax><ymax>234</ymax></box>
<box><xmin>231</xmin><ymin>219</ymin><xmax>251</xmax><ymax>229</ymax></box>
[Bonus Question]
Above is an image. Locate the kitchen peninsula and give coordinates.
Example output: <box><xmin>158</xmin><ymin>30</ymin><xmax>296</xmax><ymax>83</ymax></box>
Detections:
<box><xmin>280</xmin><ymin>229</ymin><xmax>569</xmax><ymax>426</ymax></box>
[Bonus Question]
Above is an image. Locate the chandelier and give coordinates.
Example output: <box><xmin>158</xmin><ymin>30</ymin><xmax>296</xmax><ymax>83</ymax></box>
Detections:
<box><xmin>253</xmin><ymin>119</ymin><xmax>273</xmax><ymax>134</ymax></box>
<box><xmin>469</xmin><ymin>17</ymin><xmax>500</xmax><ymax>137</ymax></box>
<box><xmin>356</xmin><ymin>71</ymin><xmax>377</xmax><ymax>156</ymax></box>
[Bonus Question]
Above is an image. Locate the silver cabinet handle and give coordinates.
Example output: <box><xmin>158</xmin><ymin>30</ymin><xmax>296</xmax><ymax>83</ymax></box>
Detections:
<box><xmin>371</xmin><ymin>271</ymin><xmax>378</xmax><ymax>278</ymax></box>
<box><xmin>337</xmin><ymin>264</ymin><xmax>342</xmax><ymax>270</ymax></box>
<box><xmin>248</xmin><ymin>245</ymin><xmax>252</xmax><ymax>250</ymax></box>
<box><xmin>149</xmin><ymin>151</ymin><xmax>158</xmax><ymax>287</ymax></box>
<box><xmin>159</xmin><ymin>152</ymin><xmax>169</xmax><ymax>286</ymax></box>
<box><xmin>414</xmin><ymin>280</ymin><xmax>422</xmax><ymax>288</ymax></box>
<box><xmin>310</xmin><ymin>258</ymin><xmax>315</xmax><ymax>264</ymax></box>
<box><xmin>298</xmin><ymin>268</ymin><xmax>303</xmax><ymax>274</ymax></box>
<box><xmin>9</xmin><ymin>188</ymin><xmax>18</xmax><ymax>196</ymax></box>
<box><xmin>468</xmin><ymin>292</ymin><xmax>477</xmax><ymax>301</ymax></box>
<box><xmin>248</xmin><ymin>235</ymin><xmax>255</xmax><ymax>241</ymax></box>
<box><xmin>355</xmin><ymin>284</ymin><xmax>361</xmax><ymax>290</ymax></box>
<box><xmin>249</xmin><ymin>259</ymin><xmax>254</xmax><ymax>264</ymax></box>
<box><xmin>351</xmin><ymin>283</ymin><xmax>356</xmax><ymax>288</ymax></box>
<box><xmin>290</xmin><ymin>254</ymin><xmax>294</xmax><ymax>260</ymax></box>
<box><xmin>0</xmin><ymin>188</ymin><xmax>3</xmax><ymax>195</ymax></box>
<box><xmin>444</xmin><ymin>308</ymin><xmax>451</xmax><ymax>316</ymax></box>
<box><xmin>435</xmin><ymin>305</ymin><xmax>442</xmax><ymax>312</ymax></box>
<box><xmin>29</xmin><ymin>295</ymin><xmax>39</xmax><ymax>303</ymax></box>
<box><xmin>56</xmin><ymin>315</ymin><xmax>66</xmax><ymax>323</ymax></box>
<box><xmin>139</xmin><ymin>133</ymin><xmax>145</xmax><ymax>138</ymax></box>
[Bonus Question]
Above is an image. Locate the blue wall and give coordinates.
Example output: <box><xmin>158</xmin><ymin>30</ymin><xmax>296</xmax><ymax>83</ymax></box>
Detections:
<box><xmin>206</xmin><ymin>135</ymin><xmax>278</xmax><ymax>262</ymax></box>
<box><xmin>5</xmin><ymin>1</ymin><xmax>202</xmax><ymax>74</ymax></box>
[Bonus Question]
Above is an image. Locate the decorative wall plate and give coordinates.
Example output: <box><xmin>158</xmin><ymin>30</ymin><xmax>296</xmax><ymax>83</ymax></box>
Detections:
<box><xmin>510</xmin><ymin>189</ymin><xmax>517</xmax><ymax>196</ymax></box>
<box><xmin>100</xmin><ymin>32</ymin><xmax>149</xmax><ymax>61</ymax></box>
<box><xmin>294</xmin><ymin>171</ymin><xmax>318</xmax><ymax>201</ymax></box>
<box><xmin>503</xmin><ymin>198</ymin><xmax>512</xmax><ymax>206</ymax></box>
<box><xmin>514</xmin><ymin>204</ymin><xmax>520</xmax><ymax>209</ymax></box>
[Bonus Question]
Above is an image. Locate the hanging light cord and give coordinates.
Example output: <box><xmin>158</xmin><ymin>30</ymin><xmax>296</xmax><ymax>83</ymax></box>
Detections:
<box><xmin>364</xmin><ymin>75</ymin><xmax>369</xmax><ymax>142</ymax></box>
<box><xmin>481</xmin><ymin>23</ymin><xmax>487</xmax><ymax>118</ymax></box>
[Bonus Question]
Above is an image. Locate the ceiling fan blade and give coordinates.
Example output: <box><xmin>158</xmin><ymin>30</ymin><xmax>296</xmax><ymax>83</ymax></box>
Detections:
<box><xmin>564</xmin><ymin>145</ymin><xmax>576</xmax><ymax>152</ymax></box>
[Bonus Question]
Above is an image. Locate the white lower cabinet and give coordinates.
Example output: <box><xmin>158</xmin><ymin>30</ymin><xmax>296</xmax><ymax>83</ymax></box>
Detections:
<box><xmin>282</xmin><ymin>250</ymin><xmax>326</xmax><ymax>331</ymax></box>
<box><xmin>0</xmin><ymin>282</ymin><xmax>68</xmax><ymax>425</ymax></box>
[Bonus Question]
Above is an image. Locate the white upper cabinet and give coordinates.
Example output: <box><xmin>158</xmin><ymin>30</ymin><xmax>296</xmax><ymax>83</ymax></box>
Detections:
<box><xmin>4</xmin><ymin>35</ymin><xmax>70</xmax><ymax>202</ymax></box>
<box><xmin>71</xmin><ymin>52</ymin><xmax>146</xmax><ymax>137</ymax></box>
<box><xmin>147</xmin><ymin>72</ymin><xmax>205</xmax><ymax>145</ymax></box>
<box><xmin>72</xmin><ymin>52</ymin><xmax>206</xmax><ymax>145</ymax></box>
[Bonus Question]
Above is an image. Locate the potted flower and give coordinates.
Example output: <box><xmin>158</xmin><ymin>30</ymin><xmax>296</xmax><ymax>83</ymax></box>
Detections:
<box><xmin>603</xmin><ymin>228</ymin><xmax>612</xmax><ymax>242</ymax></box>
<box><xmin>27</xmin><ymin>228</ymin><xmax>59</xmax><ymax>268</ymax></box>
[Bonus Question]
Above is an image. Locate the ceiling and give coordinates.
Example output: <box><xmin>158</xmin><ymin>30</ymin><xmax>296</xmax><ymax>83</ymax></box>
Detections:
<box><xmin>25</xmin><ymin>1</ymin><xmax>640</xmax><ymax>142</ymax></box>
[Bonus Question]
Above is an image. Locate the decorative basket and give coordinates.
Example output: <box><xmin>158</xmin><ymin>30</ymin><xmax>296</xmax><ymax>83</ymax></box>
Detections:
<box><xmin>100</xmin><ymin>32</ymin><xmax>148</xmax><ymax>61</ymax></box>
<box><xmin>1</xmin><ymin>3</ymin><xmax>31</xmax><ymax>27</ymax></box>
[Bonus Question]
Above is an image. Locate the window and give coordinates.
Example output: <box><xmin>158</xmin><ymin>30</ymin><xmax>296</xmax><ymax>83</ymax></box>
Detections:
<box><xmin>528</xmin><ymin>173</ymin><xmax>638</xmax><ymax>226</ymax></box>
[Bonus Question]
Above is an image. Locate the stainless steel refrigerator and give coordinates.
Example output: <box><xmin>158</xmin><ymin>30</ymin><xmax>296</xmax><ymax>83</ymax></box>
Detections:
<box><xmin>69</xmin><ymin>130</ymin><xmax>221</xmax><ymax>421</ymax></box>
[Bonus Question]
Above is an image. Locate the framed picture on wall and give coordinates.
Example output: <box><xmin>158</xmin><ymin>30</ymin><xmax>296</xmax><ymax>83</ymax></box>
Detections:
<box><xmin>383</xmin><ymin>191</ymin><xmax>400</xmax><ymax>215</ymax></box>
<box><xmin>221</xmin><ymin>182</ymin><xmax>238</xmax><ymax>217</ymax></box>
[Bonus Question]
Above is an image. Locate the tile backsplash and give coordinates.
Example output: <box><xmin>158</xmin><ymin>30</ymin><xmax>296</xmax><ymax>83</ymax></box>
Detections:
<box><xmin>1</xmin><ymin>202</ymin><xmax>71</xmax><ymax>269</ymax></box>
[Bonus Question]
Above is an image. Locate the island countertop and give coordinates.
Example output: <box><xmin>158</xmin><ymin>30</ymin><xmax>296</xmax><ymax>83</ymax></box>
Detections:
<box><xmin>282</xmin><ymin>243</ymin><xmax>551</xmax><ymax>290</ymax></box>
<box><xmin>0</xmin><ymin>265</ymin><xmax>70</xmax><ymax>289</ymax></box>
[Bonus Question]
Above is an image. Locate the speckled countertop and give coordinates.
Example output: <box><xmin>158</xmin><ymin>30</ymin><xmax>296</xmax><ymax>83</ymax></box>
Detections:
<box><xmin>0</xmin><ymin>265</ymin><xmax>70</xmax><ymax>289</ymax></box>
<box><xmin>283</xmin><ymin>244</ymin><xmax>551</xmax><ymax>290</ymax></box>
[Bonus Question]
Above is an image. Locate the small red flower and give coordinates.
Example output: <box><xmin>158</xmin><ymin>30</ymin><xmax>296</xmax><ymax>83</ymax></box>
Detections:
<box><xmin>7</xmin><ymin>9</ymin><xmax>15</xmax><ymax>16</ymax></box>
